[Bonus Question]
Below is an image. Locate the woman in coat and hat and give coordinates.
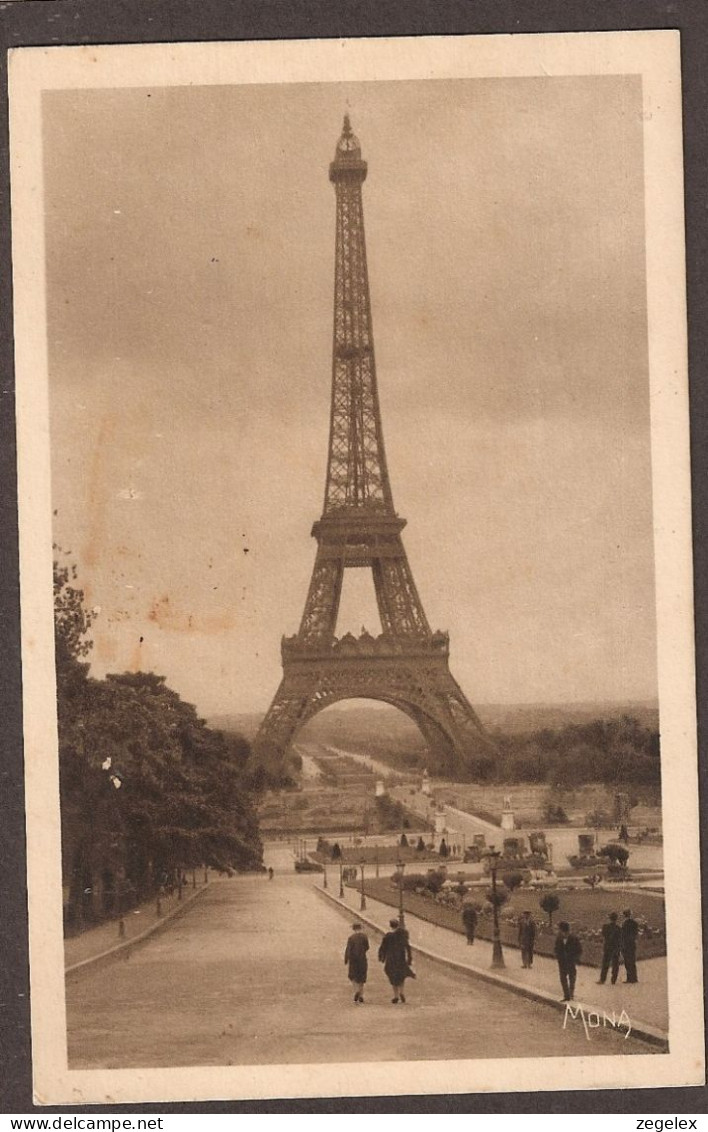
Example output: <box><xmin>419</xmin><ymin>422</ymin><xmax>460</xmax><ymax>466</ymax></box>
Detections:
<box><xmin>378</xmin><ymin>919</ymin><xmax>415</xmax><ymax>1003</ymax></box>
<box><xmin>344</xmin><ymin>922</ymin><xmax>370</xmax><ymax>1003</ymax></box>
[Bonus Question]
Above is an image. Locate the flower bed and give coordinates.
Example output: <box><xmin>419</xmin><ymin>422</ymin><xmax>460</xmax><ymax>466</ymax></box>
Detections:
<box><xmin>356</xmin><ymin>878</ymin><xmax>667</xmax><ymax>965</ymax></box>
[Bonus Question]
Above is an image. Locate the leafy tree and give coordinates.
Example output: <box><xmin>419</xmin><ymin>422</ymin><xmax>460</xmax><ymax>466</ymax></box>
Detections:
<box><xmin>55</xmin><ymin>554</ymin><xmax>263</xmax><ymax>929</ymax></box>
<box><xmin>540</xmin><ymin>893</ymin><xmax>560</xmax><ymax>926</ymax></box>
<box><xmin>416</xmin><ymin>836</ymin><xmax>426</xmax><ymax>852</ymax></box>
<box><xmin>424</xmin><ymin>869</ymin><xmax>447</xmax><ymax>895</ymax></box>
<box><xmin>54</xmin><ymin>552</ymin><xmax>95</xmax><ymax>680</ymax></box>
<box><xmin>598</xmin><ymin>843</ymin><xmax>630</xmax><ymax>868</ymax></box>
<box><xmin>485</xmin><ymin>888</ymin><xmax>509</xmax><ymax>910</ymax></box>
<box><xmin>331</xmin><ymin>842</ymin><xmax>342</xmax><ymax>860</ymax></box>
<box><xmin>543</xmin><ymin>802</ymin><xmax>569</xmax><ymax>824</ymax></box>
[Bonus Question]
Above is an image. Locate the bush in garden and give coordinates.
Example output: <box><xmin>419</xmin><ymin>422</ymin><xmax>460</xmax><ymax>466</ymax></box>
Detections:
<box><xmin>502</xmin><ymin>871</ymin><xmax>524</xmax><ymax>894</ymax></box>
<box><xmin>598</xmin><ymin>843</ymin><xmax>630</xmax><ymax>868</ymax></box>
<box><xmin>540</xmin><ymin>893</ymin><xmax>560</xmax><ymax>926</ymax></box>
<box><xmin>425</xmin><ymin>869</ymin><xmax>447</xmax><ymax>895</ymax></box>
<box><xmin>400</xmin><ymin>872</ymin><xmax>426</xmax><ymax>892</ymax></box>
<box><xmin>485</xmin><ymin>887</ymin><xmax>509</xmax><ymax>910</ymax></box>
<box><xmin>583</xmin><ymin>873</ymin><xmax>603</xmax><ymax>890</ymax></box>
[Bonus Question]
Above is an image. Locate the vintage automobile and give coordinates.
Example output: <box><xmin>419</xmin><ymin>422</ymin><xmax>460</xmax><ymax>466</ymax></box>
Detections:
<box><xmin>294</xmin><ymin>858</ymin><xmax>324</xmax><ymax>873</ymax></box>
<box><xmin>481</xmin><ymin>833</ymin><xmax>553</xmax><ymax>874</ymax></box>
<box><xmin>526</xmin><ymin>869</ymin><xmax>559</xmax><ymax>888</ymax></box>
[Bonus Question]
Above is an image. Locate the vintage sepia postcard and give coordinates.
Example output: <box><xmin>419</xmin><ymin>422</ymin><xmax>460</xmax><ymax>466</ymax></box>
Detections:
<box><xmin>9</xmin><ymin>31</ymin><xmax>703</xmax><ymax>1105</ymax></box>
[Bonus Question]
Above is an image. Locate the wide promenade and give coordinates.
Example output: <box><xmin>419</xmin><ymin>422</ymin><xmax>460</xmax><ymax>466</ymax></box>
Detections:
<box><xmin>66</xmin><ymin>847</ymin><xmax>655</xmax><ymax>1069</ymax></box>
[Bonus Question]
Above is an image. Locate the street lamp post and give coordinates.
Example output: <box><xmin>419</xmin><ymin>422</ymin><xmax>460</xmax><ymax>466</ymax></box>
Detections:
<box><xmin>323</xmin><ymin>862</ymin><xmax>328</xmax><ymax>890</ymax></box>
<box><xmin>375</xmin><ymin>847</ymin><xmax>380</xmax><ymax>879</ymax></box>
<box><xmin>101</xmin><ymin>757</ymin><xmax>126</xmax><ymax>938</ymax></box>
<box><xmin>359</xmin><ymin>860</ymin><xmax>366</xmax><ymax>911</ymax></box>
<box><xmin>486</xmin><ymin>846</ymin><xmax>505</xmax><ymax>969</ymax></box>
<box><xmin>397</xmin><ymin>858</ymin><xmax>406</xmax><ymax>928</ymax></box>
<box><xmin>339</xmin><ymin>860</ymin><xmax>344</xmax><ymax>898</ymax></box>
<box><xmin>116</xmin><ymin>867</ymin><xmax>126</xmax><ymax>938</ymax></box>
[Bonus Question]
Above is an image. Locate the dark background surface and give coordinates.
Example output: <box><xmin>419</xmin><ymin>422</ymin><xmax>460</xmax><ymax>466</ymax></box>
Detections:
<box><xmin>0</xmin><ymin>0</ymin><xmax>705</xmax><ymax>1115</ymax></box>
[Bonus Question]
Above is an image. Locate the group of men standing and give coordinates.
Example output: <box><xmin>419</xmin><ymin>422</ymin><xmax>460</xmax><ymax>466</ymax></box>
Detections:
<box><xmin>461</xmin><ymin>903</ymin><xmax>640</xmax><ymax>1002</ymax></box>
<box><xmin>554</xmin><ymin>910</ymin><xmax>639</xmax><ymax>1001</ymax></box>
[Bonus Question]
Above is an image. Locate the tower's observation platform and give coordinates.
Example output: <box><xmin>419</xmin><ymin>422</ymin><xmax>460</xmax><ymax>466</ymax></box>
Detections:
<box><xmin>329</xmin><ymin>115</ymin><xmax>368</xmax><ymax>183</ymax></box>
<box><xmin>254</xmin><ymin>118</ymin><xmax>495</xmax><ymax>776</ymax></box>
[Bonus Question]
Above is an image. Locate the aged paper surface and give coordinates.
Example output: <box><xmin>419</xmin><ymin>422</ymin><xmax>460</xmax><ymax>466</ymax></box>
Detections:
<box><xmin>9</xmin><ymin>31</ymin><xmax>703</xmax><ymax>1104</ymax></box>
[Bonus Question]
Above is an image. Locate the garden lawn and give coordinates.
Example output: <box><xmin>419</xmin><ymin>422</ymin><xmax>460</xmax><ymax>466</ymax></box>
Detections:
<box><xmin>358</xmin><ymin>879</ymin><xmax>666</xmax><ymax>966</ymax></box>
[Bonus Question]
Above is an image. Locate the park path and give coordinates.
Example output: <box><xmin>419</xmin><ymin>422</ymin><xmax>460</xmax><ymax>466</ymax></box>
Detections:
<box><xmin>65</xmin><ymin>871</ymin><xmax>653</xmax><ymax>1069</ymax></box>
<box><xmin>332</xmin><ymin>882</ymin><xmax>668</xmax><ymax>1035</ymax></box>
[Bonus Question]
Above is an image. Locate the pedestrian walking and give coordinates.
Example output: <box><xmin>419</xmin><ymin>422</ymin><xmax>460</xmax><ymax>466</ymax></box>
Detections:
<box><xmin>461</xmin><ymin>902</ymin><xmax>478</xmax><ymax>945</ymax></box>
<box><xmin>518</xmin><ymin>910</ymin><xmax>537</xmax><ymax>968</ymax></box>
<box><xmin>554</xmin><ymin>921</ymin><xmax>582</xmax><ymax>1002</ymax></box>
<box><xmin>267</xmin><ymin>867</ymin><xmax>274</xmax><ymax>881</ymax></box>
<box><xmin>344</xmin><ymin>922</ymin><xmax>370</xmax><ymax>1004</ymax></box>
<box><xmin>597</xmin><ymin>911</ymin><xmax>621</xmax><ymax>985</ymax></box>
<box><xmin>621</xmin><ymin>908</ymin><xmax>639</xmax><ymax>983</ymax></box>
<box><xmin>378</xmin><ymin>918</ymin><xmax>415</xmax><ymax>1004</ymax></box>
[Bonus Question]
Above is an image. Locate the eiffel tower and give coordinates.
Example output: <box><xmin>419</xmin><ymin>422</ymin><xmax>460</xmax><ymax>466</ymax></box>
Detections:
<box><xmin>255</xmin><ymin>117</ymin><xmax>495</xmax><ymax>776</ymax></box>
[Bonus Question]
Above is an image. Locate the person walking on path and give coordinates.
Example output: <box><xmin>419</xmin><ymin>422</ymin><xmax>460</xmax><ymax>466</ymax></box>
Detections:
<box><xmin>344</xmin><ymin>922</ymin><xmax>369</xmax><ymax>1004</ymax></box>
<box><xmin>621</xmin><ymin>909</ymin><xmax>639</xmax><ymax>983</ymax></box>
<box><xmin>597</xmin><ymin>911</ymin><xmax>622</xmax><ymax>985</ymax></box>
<box><xmin>554</xmin><ymin>921</ymin><xmax>582</xmax><ymax>1002</ymax></box>
<box><xmin>378</xmin><ymin>918</ymin><xmax>415</xmax><ymax>1004</ymax></box>
<box><xmin>461</xmin><ymin>902</ymin><xmax>478</xmax><ymax>946</ymax></box>
<box><xmin>518</xmin><ymin>910</ymin><xmax>537</xmax><ymax>969</ymax></box>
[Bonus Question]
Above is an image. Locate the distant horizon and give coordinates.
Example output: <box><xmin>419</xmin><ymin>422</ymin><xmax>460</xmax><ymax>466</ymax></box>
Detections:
<box><xmin>207</xmin><ymin>696</ymin><xmax>660</xmax><ymax>724</ymax></box>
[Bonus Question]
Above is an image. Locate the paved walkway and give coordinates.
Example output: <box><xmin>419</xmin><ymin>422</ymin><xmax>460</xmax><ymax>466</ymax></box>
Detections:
<box><xmin>64</xmin><ymin>876</ymin><xmax>210</xmax><ymax>969</ymax></box>
<box><xmin>65</xmin><ymin>874</ymin><xmax>654</xmax><ymax>1068</ymax></box>
<box><xmin>330</xmin><ymin>882</ymin><xmax>668</xmax><ymax>1038</ymax></box>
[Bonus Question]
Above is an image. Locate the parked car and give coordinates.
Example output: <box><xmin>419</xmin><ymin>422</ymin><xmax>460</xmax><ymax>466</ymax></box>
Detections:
<box><xmin>294</xmin><ymin>859</ymin><xmax>324</xmax><ymax>873</ymax></box>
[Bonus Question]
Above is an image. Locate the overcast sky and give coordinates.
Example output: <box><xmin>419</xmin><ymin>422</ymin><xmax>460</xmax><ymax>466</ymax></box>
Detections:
<box><xmin>43</xmin><ymin>75</ymin><xmax>657</xmax><ymax>719</ymax></box>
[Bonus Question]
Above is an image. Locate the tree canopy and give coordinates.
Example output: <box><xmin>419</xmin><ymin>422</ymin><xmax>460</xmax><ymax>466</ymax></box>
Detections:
<box><xmin>55</xmin><ymin>554</ymin><xmax>262</xmax><ymax>926</ymax></box>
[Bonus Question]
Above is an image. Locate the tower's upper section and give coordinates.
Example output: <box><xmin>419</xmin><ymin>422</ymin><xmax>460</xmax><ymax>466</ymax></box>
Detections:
<box><xmin>322</xmin><ymin>116</ymin><xmax>394</xmax><ymax>518</ymax></box>
<box><xmin>329</xmin><ymin>114</ymin><xmax>368</xmax><ymax>184</ymax></box>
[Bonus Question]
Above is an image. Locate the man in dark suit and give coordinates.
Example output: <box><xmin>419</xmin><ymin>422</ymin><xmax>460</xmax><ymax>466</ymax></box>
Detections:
<box><xmin>597</xmin><ymin>911</ymin><xmax>622</xmax><ymax>984</ymax></box>
<box><xmin>621</xmin><ymin>908</ymin><xmax>639</xmax><ymax>983</ymax></box>
<box><xmin>554</xmin><ymin>921</ymin><xmax>582</xmax><ymax>1001</ymax></box>
<box><xmin>518</xmin><ymin>910</ymin><xmax>537</xmax><ymax>968</ymax></box>
<box><xmin>461</xmin><ymin>902</ymin><xmax>478</xmax><ymax>945</ymax></box>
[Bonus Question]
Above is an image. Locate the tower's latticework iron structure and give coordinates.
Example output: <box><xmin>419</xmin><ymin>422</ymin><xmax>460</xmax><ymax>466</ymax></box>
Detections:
<box><xmin>255</xmin><ymin>118</ymin><xmax>495</xmax><ymax>774</ymax></box>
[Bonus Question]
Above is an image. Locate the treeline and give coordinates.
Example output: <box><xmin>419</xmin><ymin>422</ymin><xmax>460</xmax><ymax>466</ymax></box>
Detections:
<box><xmin>362</xmin><ymin>714</ymin><xmax>660</xmax><ymax>789</ymax></box>
<box><xmin>490</xmin><ymin>716</ymin><xmax>661</xmax><ymax>788</ymax></box>
<box><xmin>55</xmin><ymin>556</ymin><xmax>263</xmax><ymax>931</ymax></box>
